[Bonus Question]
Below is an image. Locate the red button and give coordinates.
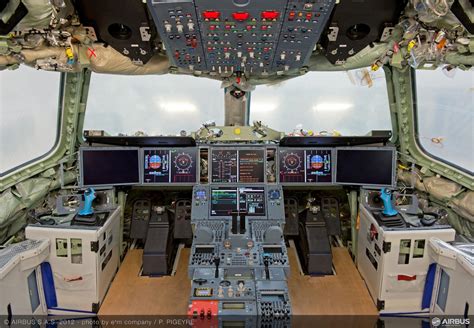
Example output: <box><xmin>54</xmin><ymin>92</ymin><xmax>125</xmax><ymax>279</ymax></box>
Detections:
<box><xmin>261</xmin><ymin>11</ymin><xmax>279</xmax><ymax>20</ymax></box>
<box><xmin>232</xmin><ymin>12</ymin><xmax>250</xmax><ymax>21</ymax></box>
<box><xmin>202</xmin><ymin>10</ymin><xmax>220</xmax><ymax>20</ymax></box>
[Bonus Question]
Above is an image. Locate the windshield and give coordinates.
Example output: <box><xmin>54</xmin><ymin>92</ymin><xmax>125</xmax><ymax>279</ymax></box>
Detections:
<box><xmin>415</xmin><ymin>67</ymin><xmax>474</xmax><ymax>173</ymax></box>
<box><xmin>0</xmin><ymin>66</ymin><xmax>61</xmax><ymax>175</ymax></box>
<box><xmin>83</xmin><ymin>73</ymin><xmax>225</xmax><ymax>136</ymax></box>
<box><xmin>249</xmin><ymin>68</ymin><xmax>392</xmax><ymax>135</ymax></box>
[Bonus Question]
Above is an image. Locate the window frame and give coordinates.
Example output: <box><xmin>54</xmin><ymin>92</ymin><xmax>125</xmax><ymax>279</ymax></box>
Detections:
<box><xmin>0</xmin><ymin>72</ymin><xmax>65</xmax><ymax>177</ymax></box>
<box><xmin>412</xmin><ymin>69</ymin><xmax>473</xmax><ymax>175</ymax></box>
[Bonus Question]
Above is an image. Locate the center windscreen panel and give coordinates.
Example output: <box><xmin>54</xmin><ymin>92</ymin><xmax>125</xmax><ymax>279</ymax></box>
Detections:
<box><xmin>305</xmin><ymin>149</ymin><xmax>332</xmax><ymax>183</ymax></box>
<box><xmin>144</xmin><ymin>149</ymin><xmax>170</xmax><ymax>183</ymax></box>
<box><xmin>170</xmin><ymin>149</ymin><xmax>197</xmax><ymax>183</ymax></box>
<box><xmin>211</xmin><ymin>149</ymin><xmax>238</xmax><ymax>183</ymax></box>
<box><xmin>211</xmin><ymin>187</ymin><xmax>238</xmax><ymax>216</ymax></box>
<box><xmin>238</xmin><ymin>149</ymin><xmax>265</xmax><ymax>183</ymax></box>
<box><xmin>279</xmin><ymin>149</ymin><xmax>305</xmax><ymax>183</ymax></box>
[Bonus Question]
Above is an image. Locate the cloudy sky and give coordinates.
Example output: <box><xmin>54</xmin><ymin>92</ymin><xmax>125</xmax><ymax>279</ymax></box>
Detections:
<box><xmin>1</xmin><ymin>66</ymin><xmax>472</xmax><ymax>173</ymax></box>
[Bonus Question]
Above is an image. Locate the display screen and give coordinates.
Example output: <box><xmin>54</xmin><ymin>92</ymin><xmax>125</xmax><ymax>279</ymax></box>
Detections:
<box><xmin>305</xmin><ymin>149</ymin><xmax>332</xmax><ymax>183</ymax></box>
<box><xmin>279</xmin><ymin>149</ymin><xmax>332</xmax><ymax>183</ymax></box>
<box><xmin>238</xmin><ymin>149</ymin><xmax>265</xmax><ymax>183</ymax></box>
<box><xmin>222</xmin><ymin>302</ymin><xmax>246</xmax><ymax>310</ymax></box>
<box><xmin>279</xmin><ymin>149</ymin><xmax>305</xmax><ymax>183</ymax></box>
<box><xmin>336</xmin><ymin>148</ymin><xmax>394</xmax><ymax>186</ymax></box>
<box><xmin>143</xmin><ymin>149</ymin><xmax>170</xmax><ymax>183</ymax></box>
<box><xmin>81</xmin><ymin>148</ymin><xmax>139</xmax><ymax>186</ymax></box>
<box><xmin>143</xmin><ymin>148</ymin><xmax>197</xmax><ymax>183</ymax></box>
<box><xmin>211</xmin><ymin>149</ymin><xmax>238</xmax><ymax>183</ymax></box>
<box><xmin>211</xmin><ymin>187</ymin><xmax>265</xmax><ymax>216</ymax></box>
<box><xmin>194</xmin><ymin>288</ymin><xmax>213</xmax><ymax>297</ymax></box>
<box><xmin>170</xmin><ymin>149</ymin><xmax>197</xmax><ymax>183</ymax></box>
<box><xmin>211</xmin><ymin>149</ymin><xmax>265</xmax><ymax>183</ymax></box>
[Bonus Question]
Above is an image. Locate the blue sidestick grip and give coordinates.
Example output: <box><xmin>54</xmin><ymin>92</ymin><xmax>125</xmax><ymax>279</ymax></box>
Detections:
<box><xmin>380</xmin><ymin>188</ymin><xmax>398</xmax><ymax>217</ymax></box>
<box><xmin>78</xmin><ymin>188</ymin><xmax>96</xmax><ymax>216</ymax></box>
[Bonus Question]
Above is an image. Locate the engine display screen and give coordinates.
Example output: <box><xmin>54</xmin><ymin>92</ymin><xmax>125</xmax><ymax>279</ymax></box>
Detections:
<box><xmin>143</xmin><ymin>148</ymin><xmax>197</xmax><ymax>184</ymax></box>
<box><xmin>211</xmin><ymin>148</ymin><xmax>265</xmax><ymax>183</ymax></box>
<box><xmin>238</xmin><ymin>149</ymin><xmax>265</xmax><ymax>183</ymax></box>
<box><xmin>211</xmin><ymin>187</ymin><xmax>265</xmax><ymax>216</ymax></box>
<box><xmin>336</xmin><ymin>148</ymin><xmax>395</xmax><ymax>187</ymax></box>
<box><xmin>81</xmin><ymin>148</ymin><xmax>140</xmax><ymax>186</ymax></box>
<box><xmin>279</xmin><ymin>149</ymin><xmax>332</xmax><ymax>183</ymax></box>
<box><xmin>211</xmin><ymin>149</ymin><xmax>238</xmax><ymax>183</ymax></box>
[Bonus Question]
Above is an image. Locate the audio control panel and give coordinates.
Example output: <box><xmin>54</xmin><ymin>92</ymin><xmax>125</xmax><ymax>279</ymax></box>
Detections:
<box><xmin>148</xmin><ymin>0</ymin><xmax>336</xmax><ymax>76</ymax></box>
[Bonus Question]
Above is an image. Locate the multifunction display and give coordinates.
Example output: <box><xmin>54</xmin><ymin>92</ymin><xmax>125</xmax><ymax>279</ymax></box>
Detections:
<box><xmin>211</xmin><ymin>149</ymin><xmax>265</xmax><ymax>183</ymax></box>
<box><xmin>210</xmin><ymin>187</ymin><xmax>265</xmax><ymax>216</ymax></box>
<box><xmin>279</xmin><ymin>149</ymin><xmax>332</xmax><ymax>183</ymax></box>
<box><xmin>143</xmin><ymin>148</ymin><xmax>197</xmax><ymax>184</ymax></box>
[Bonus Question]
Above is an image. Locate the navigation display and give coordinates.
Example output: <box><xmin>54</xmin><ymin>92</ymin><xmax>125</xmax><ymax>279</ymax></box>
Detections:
<box><xmin>143</xmin><ymin>148</ymin><xmax>197</xmax><ymax>184</ymax></box>
<box><xmin>81</xmin><ymin>148</ymin><xmax>140</xmax><ymax>186</ymax></box>
<box><xmin>171</xmin><ymin>149</ymin><xmax>197</xmax><ymax>183</ymax></box>
<box><xmin>305</xmin><ymin>149</ymin><xmax>332</xmax><ymax>183</ymax></box>
<box><xmin>211</xmin><ymin>150</ymin><xmax>238</xmax><ymax>183</ymax></box>
<box><xmin>238</xmin><ymin>149</ymin><xmax>265</xmax><ymax>183</ymax></box>
<box><xmin>211</xmin><ymin>187</ymin><xmax>265</xmax><ymax>216</ymax></box>
<box><xmin>279</xmin><ymin>149</ymin><xmax>305</xmax><ymax>183</ymax></box>
<box><xmin>279</xmin><ymin>149</ymin><xmax>333</xmax><ymax>183</ymax></box>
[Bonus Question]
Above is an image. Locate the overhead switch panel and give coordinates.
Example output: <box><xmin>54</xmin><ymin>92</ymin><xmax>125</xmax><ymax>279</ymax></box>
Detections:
<box><xmin>147</xmin><ymin>0</ymin><xmax>336</xmax><ymax>76</ymax></box>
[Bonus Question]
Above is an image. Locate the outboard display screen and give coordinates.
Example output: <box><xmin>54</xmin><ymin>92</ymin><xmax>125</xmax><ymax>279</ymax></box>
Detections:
<box><xmin>81</xmin><ymin>148</ymin><xmax>140</xmax><ymax>186</ymax></box>
<box><xmin>336</xmin><ymin>148</ymin><xmax>395</xmax><ymax>187</ymax></box>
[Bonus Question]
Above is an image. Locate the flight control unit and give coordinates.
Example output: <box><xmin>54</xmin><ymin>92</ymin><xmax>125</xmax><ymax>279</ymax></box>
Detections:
<box><xmin>188</xmin><ymin>148</ymin><xmax>291</xmax><ymax>323</ymax></box>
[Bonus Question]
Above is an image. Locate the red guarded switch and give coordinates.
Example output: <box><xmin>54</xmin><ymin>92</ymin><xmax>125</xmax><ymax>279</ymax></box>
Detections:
<box><xmin>202</xmin><ymin>10</ymin><xmax>220</xmax><ymax>20</ymax></box>
<box><xmin>232</xmin><ymin>12</ymin><xmax>250</xmax><ymax>21</ymax></box>
<box><xmin>261</xmin><ymin>10</ymin><xmax>279</xmax><ymax>20</ymax></box>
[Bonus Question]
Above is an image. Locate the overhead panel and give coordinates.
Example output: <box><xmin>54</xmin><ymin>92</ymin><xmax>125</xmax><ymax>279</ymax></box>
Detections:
<box><xmin>147</xmin><ymin>0</ymin><xmax>336</xmax><ymax>76</ymax></box>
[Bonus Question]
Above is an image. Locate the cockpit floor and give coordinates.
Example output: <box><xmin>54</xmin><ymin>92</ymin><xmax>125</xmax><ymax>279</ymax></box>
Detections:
<box><xmin>99</xmin><ymin>246</ymin><xmax>377</xmax><ymax>316</ymax></box>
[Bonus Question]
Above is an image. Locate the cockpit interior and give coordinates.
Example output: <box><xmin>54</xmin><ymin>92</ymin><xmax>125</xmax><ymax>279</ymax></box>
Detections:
<box><xmin>0</xmin><ymin>0</ymin><xmax>473</xmax><ymax>326</ymax></box>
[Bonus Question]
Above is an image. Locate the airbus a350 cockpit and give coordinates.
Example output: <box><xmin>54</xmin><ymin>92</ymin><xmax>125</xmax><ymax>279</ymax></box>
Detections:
<box><xmin>0</xmin><ymin>0</ymin><xmax>472</xmax><ymax>326</ymax></box>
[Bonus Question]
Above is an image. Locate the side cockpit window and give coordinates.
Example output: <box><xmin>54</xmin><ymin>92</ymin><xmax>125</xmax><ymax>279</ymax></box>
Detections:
<box><xmin>0</xmin><ymin>66</ymin><xmax>61</xmax><ymax>176</ymax></box>
<box><xmin>415</xmin><ymin>67</ymin><xmax>474</xmax><ymax>174</ymax></box>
